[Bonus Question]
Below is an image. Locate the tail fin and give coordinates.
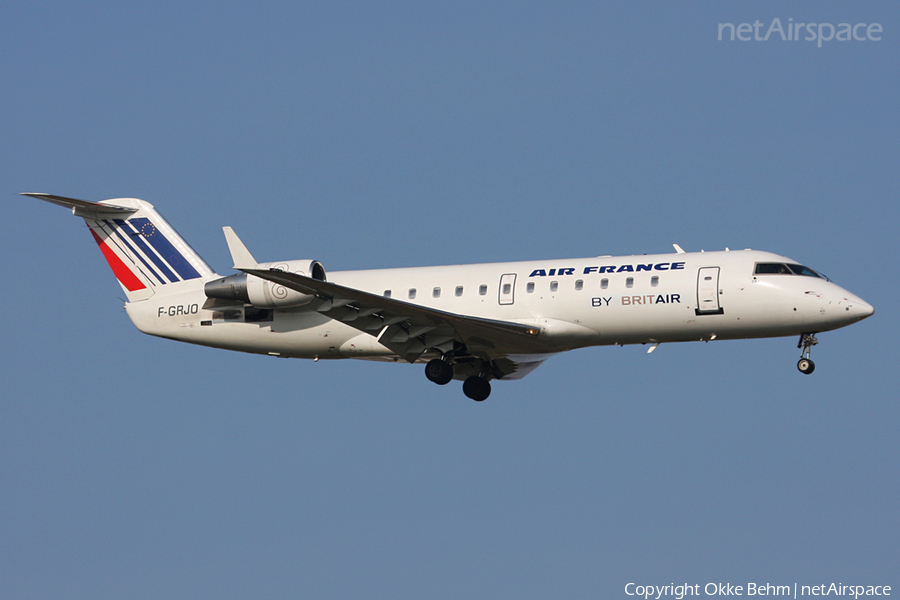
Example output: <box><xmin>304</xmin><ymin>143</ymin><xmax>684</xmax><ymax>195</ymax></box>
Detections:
<box><xmin>23</xmin><ymin>193</ymin><xmax>217</xmax><ymax>302</ymax></box>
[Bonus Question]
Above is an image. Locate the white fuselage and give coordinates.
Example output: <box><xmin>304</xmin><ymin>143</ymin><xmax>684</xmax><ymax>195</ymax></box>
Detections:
<box><xmin>125</xmin><ymin>249</ymin><xmax>873</xmax><ymax>362</ymax></box>
<box><xmin>24</xmin><ymin>192</ymin><xmax>874</xmax><ymax>399</ymax></box>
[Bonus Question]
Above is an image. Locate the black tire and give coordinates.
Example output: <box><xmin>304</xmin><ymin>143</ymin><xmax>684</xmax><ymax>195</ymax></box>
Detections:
<box><xmin>463</xmin><ymin>376</ymin><xmax>491</xmax><ymax>401</ymax></box>
<box><xmin>797</xmin><ymin>358</ymin><xmax>815</xmax><ymax>374</ymax></box>
<box><xmin>425</xmin><ymin>358</ymin><xmax>453</xmax><ymax>385</ymax></box>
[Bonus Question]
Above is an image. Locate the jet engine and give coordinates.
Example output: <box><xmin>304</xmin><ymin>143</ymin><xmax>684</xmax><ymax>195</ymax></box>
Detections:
<box><xmin>205</xmin><ymin>260</ymin><xmax>326</xmax><ymax>309</ymax></box>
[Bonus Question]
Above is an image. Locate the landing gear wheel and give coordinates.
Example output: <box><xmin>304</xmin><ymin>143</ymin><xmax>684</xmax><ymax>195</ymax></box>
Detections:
<box><xmin>425</xmin><ymin>358</ymin><xmax>453</xmax><ymax>385</ymax></box>
<box><xmin>797</xmin><ymin>333</ymin><xmax>819</xmax><ymax>375</ymax></box>
<box><xmin>463</xmin><ymin>376</ymin><xmax>491</xmax><ymax>402</ymax></box>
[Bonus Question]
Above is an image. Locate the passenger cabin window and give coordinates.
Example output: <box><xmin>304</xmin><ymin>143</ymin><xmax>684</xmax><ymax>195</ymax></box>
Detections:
<box><xmin>550</xmin><ymin>281</ymin><xmax>558</xmax><ymax>292</ymax></box>
<box><xmin>575</xmin><ymin>279</ymin><xmax>583</xmax><ymax>290</ymax></box>
<box><xmin>383</xmin><ymin>290</ymin><xmax>391</xmax><ymax>298</ymax></box>
<box><xmin>433</xmin><ymin>287</ymin><xmax>441</xmax><ymax>298</ymax></box>
<box><xmin>626</xmin><ymin>277</ymin><xmax>634</xmax><ymax>288</ymax></box>
<box><xmin>651</xmin><ymin>276</ymin><xmax>659</xmax><ymax>287</ymax></box>
<box><xmin>479</xmin><ymin>285</ymin><xmax>487</xmax><ymax>296</ymax></box>
<box><xmin>455</xmin><ymin>286</ymin><xmax>463</xmax><ymax>297</ymax></box>
<box><xmin>527</xmin><ymin>282</ymin><xmax>535</xmax><ymax>293</ymax></box>
<box><xmin>408</xmin><ymin>288</ymin><xmax>416</xmax><ymax>299</ymax></box>
<box><xmin>601</xmin><ymin>278</ymin><xmax>609</xmax><ymax>289</ymax></box>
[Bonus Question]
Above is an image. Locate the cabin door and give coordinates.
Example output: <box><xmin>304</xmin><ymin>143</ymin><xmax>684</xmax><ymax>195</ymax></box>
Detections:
<box><xmin>499</xmin><ymin>273</ymin><xmax>516</xmax><ymax>305</ymax></box>
<box><xmin>696</xmin><ymin>267</ymin><xmax>724</xmax><ymax>315</ymax></box>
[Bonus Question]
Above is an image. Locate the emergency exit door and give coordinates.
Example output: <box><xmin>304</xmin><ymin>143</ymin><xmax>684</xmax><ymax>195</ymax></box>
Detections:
<box><xmin>499</xmin><ymin>273</ymin><xmax>516</xmax><ymax>305</ymax></box>
<box><xmin>696</xmin><ymin>267</ymin><xmax>724</xmax><ymax>315</ymax></box>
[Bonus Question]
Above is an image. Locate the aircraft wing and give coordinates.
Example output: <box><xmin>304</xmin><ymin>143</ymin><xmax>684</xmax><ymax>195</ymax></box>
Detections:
<box><xmin>240</xmin><ymin>267</ymin><xmax>546</xmax><ymax>364</ymax></box>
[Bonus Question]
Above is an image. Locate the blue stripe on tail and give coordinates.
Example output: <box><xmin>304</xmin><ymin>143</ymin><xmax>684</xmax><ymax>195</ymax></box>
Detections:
<box><xmin>106</xmin><ymin>221</ymin><xmax>167</xmax><ymax>285</ymax></box>
<box><xmin>127</xmin><ymin>218</ymin><xmax>201</xmax><ymax>281</ymax></box>
<box><xmin>112</xmin><ymin>219</ymin><xmax>179</xmax><ymax>283</ymax></box>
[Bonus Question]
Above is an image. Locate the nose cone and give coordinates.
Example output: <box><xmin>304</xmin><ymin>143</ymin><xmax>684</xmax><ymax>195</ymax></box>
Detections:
<box><xmin>857</xmin><ymin>299</ymin><xmax>875</xmax><ymax>319</ymax></box>
<box><xmin>843</xmin><ymin>293</ymin><xmax>874</xmax><ymax>322</ymax></box>
<box><xmin>816</xmin><ymin>284</ymin><xmax>874</xmax><ymax>331</ymax></box>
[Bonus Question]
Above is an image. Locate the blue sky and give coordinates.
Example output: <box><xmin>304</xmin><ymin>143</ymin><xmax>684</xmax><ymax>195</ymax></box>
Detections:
<box><xmin>2</xmin><ymin>2</ymin><xmax>898</xmax><ymax>598</ymax></box>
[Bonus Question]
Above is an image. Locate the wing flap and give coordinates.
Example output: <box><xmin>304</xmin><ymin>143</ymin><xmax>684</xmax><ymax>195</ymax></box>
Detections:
<box><xmin>494</xmin><ymin>353</ymin><xmax>558</xmax><ymax>380</ymax></box>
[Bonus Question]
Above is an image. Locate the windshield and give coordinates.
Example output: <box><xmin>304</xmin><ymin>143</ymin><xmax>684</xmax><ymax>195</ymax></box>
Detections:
<box><xmin>754</xmin><ymin>263</ymin><xmax>830</xmax><ymax>281</ymax></box>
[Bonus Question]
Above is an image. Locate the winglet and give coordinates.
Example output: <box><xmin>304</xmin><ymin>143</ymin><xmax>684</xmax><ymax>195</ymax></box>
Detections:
<box><xmin>672</xmin><ymin>244</ymin><xmax>686</xmax><ymax>254</ymax></box>
<box><xmin>223</xmin><ymin>227</ymin><xmax>258</xmax><ymax>269</ymax></box>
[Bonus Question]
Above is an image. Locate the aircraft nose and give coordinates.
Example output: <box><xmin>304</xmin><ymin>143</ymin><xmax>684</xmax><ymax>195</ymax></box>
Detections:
<box><xmin>844</xmin><ymin>294</ymin><xmax>874</xmax><ymax>321</ymax></box>
<box><xmin>858</xmin><ymin>300</ymin><xmax>875</xmax><ymax>319</ymax></box>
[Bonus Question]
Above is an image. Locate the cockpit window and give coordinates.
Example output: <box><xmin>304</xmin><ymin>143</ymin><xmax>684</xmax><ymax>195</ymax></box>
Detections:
<box><xmin>787</xmin><ymin>264</ymin><xmax>824</xmax><ymax>278</ymax></box>
<box><xmin>755</xmin><ymin>263</ymin><xmax>826</xmax><ymax>280</ymax></box>
<box><xmin>755</xmin><ymin>263</ymin><xmax>792</xmax><ymax>275</ymax></box>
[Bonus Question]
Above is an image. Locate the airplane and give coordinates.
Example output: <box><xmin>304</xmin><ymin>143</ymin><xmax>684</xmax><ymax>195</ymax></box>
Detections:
<box><xmin>23</xmin><ymin>193</ymin><xmax>874</xmax><ymax>401</ymax></box>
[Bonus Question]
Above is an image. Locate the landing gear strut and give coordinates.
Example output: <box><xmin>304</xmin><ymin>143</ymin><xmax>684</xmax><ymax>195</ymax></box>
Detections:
<box><xmin>797</xmin><ymin>333</ymin><xmax>818</xmax><ymax>375</ymax></box>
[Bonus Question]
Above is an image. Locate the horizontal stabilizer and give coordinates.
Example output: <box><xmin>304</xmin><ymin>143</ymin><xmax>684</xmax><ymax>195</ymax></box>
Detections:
<box><xmin>23</xmin><ymin>192</ymin><xmax>215</xmax><ymax>302</ymax></box>
<box><xmin>21</xmin><ymin>193</ymin><xmax>136</xmax><ymax>215</ymax></box>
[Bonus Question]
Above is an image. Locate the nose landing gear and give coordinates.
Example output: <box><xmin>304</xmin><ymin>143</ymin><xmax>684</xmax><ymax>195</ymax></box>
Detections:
<box><xmin>797</xmin><ymin>333</ymin><xmax>818</xmax><ymax>374</ymax></box>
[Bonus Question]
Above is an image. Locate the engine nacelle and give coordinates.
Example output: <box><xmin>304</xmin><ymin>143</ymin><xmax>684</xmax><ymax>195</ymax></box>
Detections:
<box><xmin>205</xmin><ymin>259</ymin><xmax>326</xmax><ymax>309</ymax></box>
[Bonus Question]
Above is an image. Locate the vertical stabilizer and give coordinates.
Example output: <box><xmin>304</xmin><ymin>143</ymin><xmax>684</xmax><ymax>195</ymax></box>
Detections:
<box><xmin>23</xmin><ymin>193</ymin><xmax>217</xmax><ymax>302</ymax></box>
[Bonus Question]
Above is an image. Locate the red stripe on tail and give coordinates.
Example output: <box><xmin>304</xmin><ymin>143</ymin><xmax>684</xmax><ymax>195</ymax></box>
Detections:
<box><xmin>90</xmin><ymin>229</ymin><xmax>146</xmax><ymax>292</ymax></box>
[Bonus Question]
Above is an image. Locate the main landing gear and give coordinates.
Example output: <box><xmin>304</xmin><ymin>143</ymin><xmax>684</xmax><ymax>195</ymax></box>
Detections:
<box><xmin>424</xmin><ymin>357</ymin><xmax>493</xmax><ymax>401</ymax></box>
<box><xmin>462</xmin><ymin>376</ymin><xmax>491</xmax><ymax>402</ymax></box>
<box><xmin>797</xmin><ymin>333</ymin><xmax>819</xmax><ymax>375</ymax></box>
<box><xmin>424</xmin><ymin>358</ymin><xmax>453</xmax><ymax>385</ymax></box>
